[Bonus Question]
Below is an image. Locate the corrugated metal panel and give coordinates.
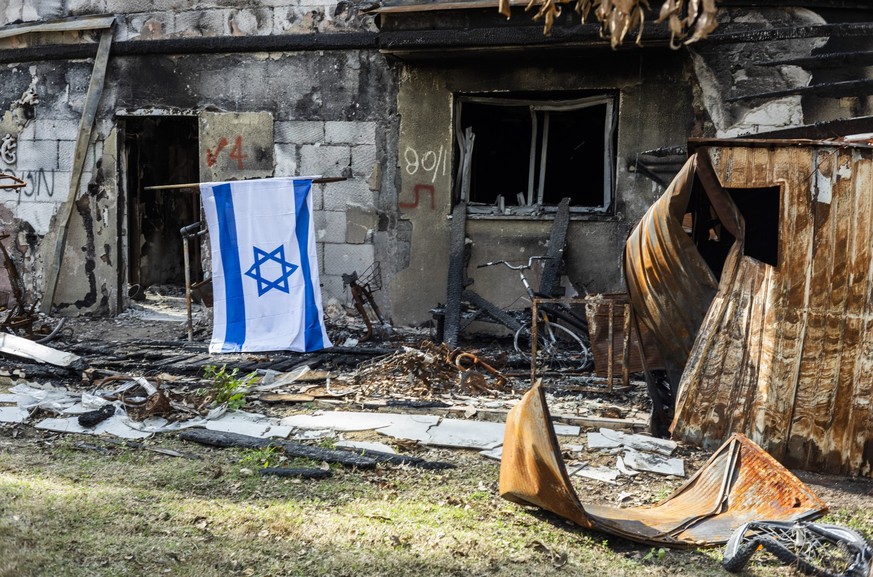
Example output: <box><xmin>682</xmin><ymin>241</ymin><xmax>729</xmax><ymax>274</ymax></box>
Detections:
<box><xmin>624</xmin><ymin>152</ymin><xmax>742</xmax><ymax>387</ymax></box>
<box><xmin>673</xmin><ymin>142</ymin><xmax>873</xmax><ymax>477</ymax></box>
<box><xmin>499</xmin><ymin>380</ymin><xmax>827</xmax><ymax>548</ymax></box>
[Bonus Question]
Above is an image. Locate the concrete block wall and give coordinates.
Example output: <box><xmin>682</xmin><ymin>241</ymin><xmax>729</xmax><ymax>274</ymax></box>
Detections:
<box><xmin>273</xmin><ymin>119</ymin><xmax>381</xmax><ymax>307</ymax></box>
<box><xmin>1</xmin><ymin>7</ymin><xmax>400</xmax><ymax>319</ymax></box>
<box><xmin>0</xmin><ymin>1</ymin><xmax>377</xmax><ymax>35</ymax></box>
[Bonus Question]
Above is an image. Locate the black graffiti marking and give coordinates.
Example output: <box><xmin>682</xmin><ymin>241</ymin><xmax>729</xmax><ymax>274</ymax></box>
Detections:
<box><xmin>3</xmin><ymin>168</ymin><xmax>56</xmax><ymax>204</ymax></box>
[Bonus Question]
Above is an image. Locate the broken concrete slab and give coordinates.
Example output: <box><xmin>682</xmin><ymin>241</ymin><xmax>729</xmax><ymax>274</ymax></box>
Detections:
<box><xmin>205</xmin><ymin>412</ymin><xmax>292</xmax><ymax>439</ymax></box>
<box><xmin>35</xmin><ymin>415</ymin><xmax>151</xmax><ymax>439</ymax></box>
<box><xmin>417</xmin><ymin>418</ymin><xmax>505</xmax><ymax>450</ymax></box>
<box><xmin>375</xmin><ymin>417</ymin><xmax>434</xmax><ymax>444</ymax></box>
<box><xmin>616</xmin><ymin>455</ymin><xmax>640</xmax><ymax>477</ymax></box>
<box><xmin>379</xmin><ymin>417</ymin><xmax>579</xmax><ymax>451</ymax></box>
<box><xmin>587</xmin><ymin>428</ymin><xmax>677</xmax><ymax>455</ymax></box>
<box><xmin>335</xmin><ymin>440</ymin><xmax>396</xmax><ymax>454</ymax></box>
<box><xmin>480</xmin><ymin>446</ymin><xmax>503</xmax><ymax>461</ymax></box>
<box><xmin>98</xmin><ymin>416</ymin><xmax>153</xmax><ymax>440</ymax></box>
<box><xmin>0</xmin><ymin>406</ymin><xmax>28</xmax><ymax>423</ymax></box>
<box><xmin>280</xmin><ymin>411</ymin><xmax>440</xmax><ymax>432</ymax></box>
<box><xmin>293</xmin><ymin>429</ymin><xmax>335</xmax><ymax>441</ymax></box>
<box><xmin>0</xmin><ymin>393</ymin><xmax>33</xmax><ymax>404</ymax></box>
<box><xmin>572</xmin><ymin>465</ymin><xmax>620</xmax><ymax>484</ymax></box>
<box><xmin>36</xmin><ymin>416</ymin><xmax>88</xmax><ymax>434</ymax></box>
<box><xmin>264</xmin><ymin>425</ymin><xmax>294</xmax><ymax>439</ymax></box>
<box><xmin>206</xmin><ymin>414</ymin><xmax>271</xmax><ymax>438</ymax></box>
<box><xmin>282</xmin><ymin>409</ymin><xmax>579</xmax><ymax>450</ymax></box>
<box><xmin>623</xmin><ymin>450</ymin><xmax>685</xmax><ymax>477</ymax></box>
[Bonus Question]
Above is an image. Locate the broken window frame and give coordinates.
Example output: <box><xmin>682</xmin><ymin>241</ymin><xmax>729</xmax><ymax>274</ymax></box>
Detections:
<box><xmin>454</xmin><ymin>93</ymin><xmax>617</xmax><ymax>217</ymax></box>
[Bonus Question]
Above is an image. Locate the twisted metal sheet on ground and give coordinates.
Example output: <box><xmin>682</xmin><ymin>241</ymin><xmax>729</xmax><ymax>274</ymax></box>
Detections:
<box><xmin>499</xmin><ymin>381</ymin><xmax>827</xmax><ymax>548</ymax></box>
<box><xmin>624</xmin><ymin>151</ymin><xmax>743</xmax><ymax>386</ymax></box>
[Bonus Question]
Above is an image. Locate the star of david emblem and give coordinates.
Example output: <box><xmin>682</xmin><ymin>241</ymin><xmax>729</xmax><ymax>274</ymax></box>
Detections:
<box><xmin>244</xmin><ymin>245</ymin><xmax>299</xmax><ymax>296</ymax></box>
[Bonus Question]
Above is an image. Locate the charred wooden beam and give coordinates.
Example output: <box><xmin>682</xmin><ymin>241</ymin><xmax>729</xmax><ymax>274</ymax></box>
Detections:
<box><xmin>178</xmin><ymin>428</ymin><xmax>378</xmax><ymax>469</ymax></box>
<box><xmin>539</xmin><ymin>198</ymin><xmax>570</xmax><ymax>298</ymax></box>
<box><xmin>259</xmin><ymin>467</ymin><xmax>332</xmax><ymax>479</ymax></box>
<box><xmin>703</xmin><ymin>22</ymin><xmax>873</xmax><ymax>45</ymax></box>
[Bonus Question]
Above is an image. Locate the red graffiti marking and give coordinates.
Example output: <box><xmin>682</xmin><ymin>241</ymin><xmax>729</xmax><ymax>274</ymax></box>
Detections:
<box><xmin>229</xmin><ymin>136</ymin><xmax>248</xmax><ymax>169</ymax></box>
<box><xmin>206</xmin><ymin>136</ymin><xmax>247</xmax><ymax>169</ymax></box>
<box><xmin>206</xmin><ymin>137</ymin><xmax>229</xmax><ymax>167</ymax></box>
<box><xmin>399</xmin><ymin>184</ymin><xmax>435</xmax><ymax>210</ymax></box>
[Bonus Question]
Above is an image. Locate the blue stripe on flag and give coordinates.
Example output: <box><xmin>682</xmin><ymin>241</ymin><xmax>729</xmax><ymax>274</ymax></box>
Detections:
<box><xmin>213</xmin><ymin>183</ymin><xmax>247</xmax><ymax>351</ymax></box>
<box><xmin>293</xmin><ymin>179</ymin><xmax>325</xmax><ymax>351</ymax></box>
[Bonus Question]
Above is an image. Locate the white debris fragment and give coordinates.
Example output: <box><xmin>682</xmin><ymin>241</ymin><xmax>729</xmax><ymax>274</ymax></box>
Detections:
<box><xmin>0</xmin><ymin>406</ymin><xmax>29</xmax><ymax>423</ymax></box>
<box><xmin>0</xmin><ymin>333</ymin><xmax>81</xmax><ymax>367</ymax></box>
<box><xmin>479</xmin><ymin>446</ymin><xmax>503</xmax><ymax>461</ymax></box>
<box><xmin>335</xmin><ymin>440</ymin><xmax>396</xmax><ymax>454</ymax></box>
<box><xmin>35</xmin><ymin>415</ymin><xmax>151</xmax><ymax>440</ymax></box>
<box><xmin>573</xmin><ymin>465</ymin><xmax>620</xmax><ymax>484</ymax></box>
<box><xmin>616</xmin><ymin>455</ymin><xmax>640</xmax><ymax>477</ymax></box>
<box><xmin>588</xmin><ymin>428</ymin><xmax>677</xmax><ymax>456</ymax></box>
<box><xmin>623</xmin><ymin>449</ymin><xmax>685</xmax><ymax>477</ymax></box>
<box><xmin>254</xmin><ymin>365</ymin><xmax>311</xmax><ymax>391</ymax></box>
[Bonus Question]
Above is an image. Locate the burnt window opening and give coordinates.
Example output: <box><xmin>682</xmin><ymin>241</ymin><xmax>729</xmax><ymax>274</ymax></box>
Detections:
<box><xmin>124</xmin><ymin>117</ymin><xmax>200</xmax><ymax>301</ymax></box>
<box><xmin>455</xmin><ymin>93</ymin><xmax>617</xmax><ymax>216</ymax></box>
<box><xmin>689</xmin><ymin>184</ymin><xmax>780</xmax><ymax>279</ymax></box>
<box><xmin>729</xmin><ymin>186</ymin><xmax>780</xmax><ymax>267</ymax></box>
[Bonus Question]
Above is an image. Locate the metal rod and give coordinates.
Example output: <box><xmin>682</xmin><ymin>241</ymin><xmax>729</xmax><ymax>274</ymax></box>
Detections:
<box><xmin>531</xmin><ymin>299</ymin><xmax>539</xmax><ymax>384</ymax></box>
<box><xmin>537</xmin><ymin>111</ymin><xmax>549</xmax><ymax>206</ymax></box>
<box><xmin>144</xmin><ymin>176</ymin><xmax>345</xmax><ymax>191</ymax></box>
<box><xmin>183</xmin><ymin>235</ymin><xmax>192</xmax><ymax>342</ymax></box>
<box><xmin>607</xmin><ymin>300</ymin><xmax>614</xmax><ymax>389</ymax></box>
<box><xmin>622</xmin><ymin>303</ymin><xmax>631</xmax><ymax>389</ymax></box>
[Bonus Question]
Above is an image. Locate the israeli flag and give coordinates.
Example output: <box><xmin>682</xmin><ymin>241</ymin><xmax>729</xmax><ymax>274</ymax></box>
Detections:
<box><xmin>200</xmin><ymin>177</ymin><xmax>332</xmax><ymax>353</ymax></box>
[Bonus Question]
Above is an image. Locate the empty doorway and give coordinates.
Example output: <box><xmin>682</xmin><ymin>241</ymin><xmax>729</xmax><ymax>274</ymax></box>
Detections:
<box><xmin>124</xmin><ymin>117</ymin><xmax>200</xmax><ymax>300</ymax></box>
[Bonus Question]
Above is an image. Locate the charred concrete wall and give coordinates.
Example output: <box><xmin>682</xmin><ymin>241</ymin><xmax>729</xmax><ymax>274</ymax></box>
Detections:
<box><xmin>0</xmin><ymin>0</ymin><xmax>398</xmax><ymax>317</ymax></box>
<box><xmin>3</xmin><ymin>2</ymin><xmax>872</xmax><ymax>324</ymax></box>
<box><xmin>391</xmin><ymin>53</ymin><xmax>693</xmax><ymax>325</ymax></box>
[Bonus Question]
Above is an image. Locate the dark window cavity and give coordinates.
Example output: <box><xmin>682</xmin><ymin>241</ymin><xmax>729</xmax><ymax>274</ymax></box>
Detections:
<box><xmin>455</xmin><ymin>93</ymin><xmax>617</xmax><ymax>216</ymax></box>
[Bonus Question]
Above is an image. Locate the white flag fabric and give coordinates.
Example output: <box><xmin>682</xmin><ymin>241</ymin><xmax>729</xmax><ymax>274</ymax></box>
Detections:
<box><xmin>200</xmin><ymin>177</ymin><xmax>332</xmax><ymax>353</ymax></box>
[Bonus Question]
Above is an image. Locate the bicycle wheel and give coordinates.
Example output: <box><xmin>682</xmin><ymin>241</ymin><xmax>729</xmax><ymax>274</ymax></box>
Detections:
<box><xmin>514</xmin><ymin>320</ymin><xmax>591</xmax><ymax>371</ymax></box>
<box><xmin>723</xmin><ymin>521</ymin><xmax>872</xmax><ymax>577</ymax></box>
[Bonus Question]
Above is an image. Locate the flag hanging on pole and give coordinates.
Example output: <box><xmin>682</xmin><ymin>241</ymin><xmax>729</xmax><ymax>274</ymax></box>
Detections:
<box><xmin>200</xmin><ymin>177</ymin><xmax>332</xmax><ymax>353</ymax></box>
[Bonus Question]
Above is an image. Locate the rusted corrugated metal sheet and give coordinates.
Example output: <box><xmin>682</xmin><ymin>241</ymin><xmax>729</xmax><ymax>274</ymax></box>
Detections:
<box><xmin>672</xmin><ymin>140</ymin><xmax>873</xmax><ymax>477</ymax></box>
<box><xmin>624</xmin><ymin>151</ymin><xmax>743</xmax><ymax>388</ymax></box>
<box><xmin>499</xmin><ymin>380</ymin><xmax>827</xmax><ymax>547</ymax></box>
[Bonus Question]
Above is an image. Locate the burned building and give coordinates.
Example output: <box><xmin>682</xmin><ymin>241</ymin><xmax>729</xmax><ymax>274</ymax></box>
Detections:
<box><xmin>1</xmin><ymin>0</ymin><xmax>873</xmax><ymax>336</ymax></box>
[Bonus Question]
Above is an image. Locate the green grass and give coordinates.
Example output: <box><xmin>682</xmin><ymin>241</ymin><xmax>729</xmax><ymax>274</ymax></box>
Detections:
<box><xmin>0</xmin><ymin>432</ymin><xmax>870</xmax><ymax>577</ymax></box>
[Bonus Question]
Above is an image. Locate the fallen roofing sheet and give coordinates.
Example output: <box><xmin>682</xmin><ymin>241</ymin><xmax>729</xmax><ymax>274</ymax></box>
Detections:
<box><xmin>499</xmin><ymin>381</ymin><xmax>827</xmax><ymax>548</ymax></box>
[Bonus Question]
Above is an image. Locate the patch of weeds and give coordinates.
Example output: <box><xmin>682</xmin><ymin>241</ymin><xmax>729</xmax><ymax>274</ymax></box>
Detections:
<box><xmin>200</xmin><ymin>364</ymin><xmax>258</xmax><ymax>410</ymax></box>
<box><xmin>317</xmin><ymin>437</ymin><xmax>337</xmax><ymax>450</ymax></box>
<box><xmin>643</xmin><ymin>547</ymin><xmax>668</xmax><ymax>563</ymax></box>
<box><xmin>239</xmin><ymin>446</ymin><xmax>284</xmax><ymax>469</ymax></box>
<box><xmin>824</xmin><ymin>509</ymin><xmax>873</xmax><ymax>541</ymax></box>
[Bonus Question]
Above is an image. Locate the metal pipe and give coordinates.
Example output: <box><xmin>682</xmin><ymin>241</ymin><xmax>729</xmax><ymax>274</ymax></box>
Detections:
<box><xmin>144</xmin><ymin>176</ymin><xmax>345</xmax><ymax>191</ymax></box>
<box><xmin>183</xmin><ymin>234</ymin><xmax>192</xmax><ymax>342</ymax></box>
